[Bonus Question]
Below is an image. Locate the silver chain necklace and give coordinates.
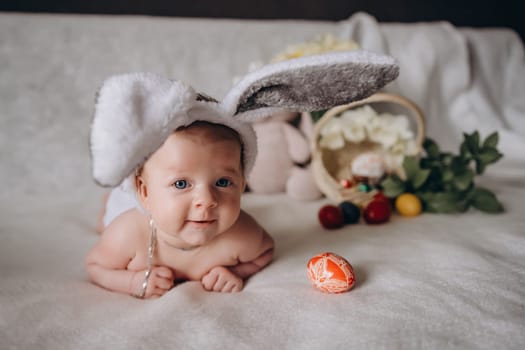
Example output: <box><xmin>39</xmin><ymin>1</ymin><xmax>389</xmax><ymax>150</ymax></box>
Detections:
<box><xmin>134</xmin><ymin>217</ymin><xmax>157</xmax><ymax>299</ymax></box>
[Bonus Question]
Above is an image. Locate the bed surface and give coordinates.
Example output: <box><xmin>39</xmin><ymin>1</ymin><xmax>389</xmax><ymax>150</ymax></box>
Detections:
<box><xmin>1</xmin><ymin>12</ymin><xmax>524</xmax><ymax>349</ymax></box>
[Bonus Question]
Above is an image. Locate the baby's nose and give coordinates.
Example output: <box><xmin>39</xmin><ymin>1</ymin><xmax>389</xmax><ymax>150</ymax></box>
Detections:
<box><xmin>194</xmin><ymin>186</ymin><xmax>218</xmax><ymax>208</ymax></box>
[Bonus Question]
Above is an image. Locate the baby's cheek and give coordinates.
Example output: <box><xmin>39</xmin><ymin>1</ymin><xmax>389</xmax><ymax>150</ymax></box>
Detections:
<box><xmin>154</xmin><ymin>204</ymin><xmax>186</xmax><ymax>233</ymax></box>
<box><xmin>219</xmin><ymin>201</ymin><xmax>241</xmax><ymax>229</ymax></box>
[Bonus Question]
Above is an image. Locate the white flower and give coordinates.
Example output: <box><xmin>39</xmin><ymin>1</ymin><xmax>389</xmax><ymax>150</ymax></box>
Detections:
<box><xmin>381</xmin><ymin>113</ymin><xmax>414</xmax><ymax>140</ymax></box>
<box><xmin>319</xmin><ymin>118</ymin><xmax>345</xmax><ymax>149</ymax></box>
<box><xmin>318</xmin><ymin>104</ymin><xmax>418</xmax><ymax>168</ymax></box>
<box><xmin>341</xmin><ymin>120</ymin><xmax>366</xmax><ymax>143</ymax></box>
<box><xmin>340</xmin><ymin>105</ymin><xmax>375</xmax><ymax>125</ymax></box>
<box><xmin>366</xmin><ymin>117</ymin><xmax>399</xmax><ymax>149</ymax></box>
<box><xmin>383</xmin><ymin>153</ymin><xmax>404</xmax><ymax>173</ymax></box>
<box><xmin>319</xmin><ymin>132</ymin><xmax>345</xmax><ymax>150</ymax></box>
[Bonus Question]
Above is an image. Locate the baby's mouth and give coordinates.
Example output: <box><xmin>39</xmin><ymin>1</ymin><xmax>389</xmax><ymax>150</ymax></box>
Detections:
<box><xmin>187</xmin><ymin>219</ymin><xmax>216</xmax><ymax>225</ymax></box>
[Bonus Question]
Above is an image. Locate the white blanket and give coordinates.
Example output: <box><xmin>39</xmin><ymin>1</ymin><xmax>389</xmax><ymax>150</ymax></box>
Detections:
<box><xmin>1</xmin><ymin>12</ymin><xmax>524</xmax><ymax>349</ymax></box>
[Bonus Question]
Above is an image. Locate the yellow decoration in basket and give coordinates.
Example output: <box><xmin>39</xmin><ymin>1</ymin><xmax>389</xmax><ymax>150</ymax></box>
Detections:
<box><xmin>271</xmin><ymin>34</ymin><xmax>359</xmax><ymax>62</ymax></box>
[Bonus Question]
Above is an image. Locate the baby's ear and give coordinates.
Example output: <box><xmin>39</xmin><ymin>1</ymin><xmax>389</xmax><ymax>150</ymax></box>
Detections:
<box><xmin>135</xmin><ymin>175</ymin><xmax>149</xmax><ymax>209</ymax></box>
<box><xmin>221</xmin><ymin>51</ymin><xmax>399</xmax><ymax>122</ymax></box>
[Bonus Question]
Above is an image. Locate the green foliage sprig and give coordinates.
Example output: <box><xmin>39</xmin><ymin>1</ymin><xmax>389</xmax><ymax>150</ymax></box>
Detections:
<box><xmin>381</xmin><ymin>131</ymin><xmax>504</xmax><ymax>213</ymax></box>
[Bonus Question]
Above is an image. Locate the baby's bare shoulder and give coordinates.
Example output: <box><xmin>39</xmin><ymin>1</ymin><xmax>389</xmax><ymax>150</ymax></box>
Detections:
<box><xmin>101</xmin><ymin>209</ymin><xmax>148</xmax><ymax>246</ymax></box>
<box><xmin>219</xmin><ymin>210</ymin><xmax>273</xmax><ymax>260</ymax></box>
<box><xmin>86</xmin><ymin>209</ymin><xmax>148</xmax><ymax>267</ymax></box>
<box><xmin>227</xmin><ymin>210</ymin><xmax>263</xmax><ymax>238</ymax></box>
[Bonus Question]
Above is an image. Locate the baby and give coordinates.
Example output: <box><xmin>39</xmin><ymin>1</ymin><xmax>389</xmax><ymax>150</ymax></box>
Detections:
<box><xmin>86</xmin><ymin>121</ymin><xmax>274</xmax><ymax>298</ymax></box>
<box><xmin>86</xmin><ymin>52</ymin><xmax>398</xmax><ymax>298</ymax></box>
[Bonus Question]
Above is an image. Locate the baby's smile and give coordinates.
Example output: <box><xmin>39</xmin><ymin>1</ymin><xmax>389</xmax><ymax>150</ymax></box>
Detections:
<box><xmin>187</xmin><ymin>219</ymin><xmax>216</xmax><ymax>225</ymax></box>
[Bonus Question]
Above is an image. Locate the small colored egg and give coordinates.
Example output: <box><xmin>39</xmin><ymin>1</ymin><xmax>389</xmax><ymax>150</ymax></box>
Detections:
<box><xmin>307</xmin><ymin>252</ymin><xmax>355</xmax><ymax>293</ymax></box>
<box><xmin>351</xmin><ymin>152</ymin><xmax>385</xmax><ymax>179</ymax></box>
<box><xmin>373</xmin><ymin>191</ymin><xmax>389</xmax><ymax>202</ymax></box>
<box><xmin>363</xmin><ymin>199</ymin><xmax>392</xmax><ymax>224</ymax></box>
<box><xmin>318</xmin><ymin>205</ymin><xmax>344</xmax><ymax>230</ymax></box>
<box><xmin>339</xmin><ymin>201</ymin><xmax>360</xmax><ymax>224</ymax></box>
<box><xmin>358</xmin><ymin>183</ymin><xmax>371</xmax><ymax>192</ymax></box>
<box><xmin>395</xmin><ymin>193</ymin><xmax>422</xmax><ymax>217</ymax></box>
<box><xmin>339</xmin><ymin>179</ymin><xmax>353</xmax><ymax>188</ymax></box>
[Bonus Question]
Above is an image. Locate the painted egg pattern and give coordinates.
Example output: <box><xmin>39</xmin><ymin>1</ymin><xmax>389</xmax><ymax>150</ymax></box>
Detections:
<box><xmin>307</xmin><ymin>252</ymin><xmax>355</xmax><ymax>293</ymax></box>
<box><xmin>351</xmin><ymin>152</ymin><xmax>385</xmax><ymax>179</ymax></box>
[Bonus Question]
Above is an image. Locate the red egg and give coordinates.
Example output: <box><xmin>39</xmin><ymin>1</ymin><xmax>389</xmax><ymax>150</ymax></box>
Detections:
<box><xmin>339</xmin><ymin>178</ymin><xmax>354</xmax><ymax>188</ymax></box>
<box><xmin>307</xmin><ymin>252</ymin><xmax>355</xmax><ymax>293</ymax></box>
<box><xmin>318</xmin><ymin>205</ymin><xmax>344</xmax><ymax>229</ymax></box>
<box><xmin>363</xmin><ymin>199</ymin><xmax>392</xmax><ymax>224</ymax></box>
<box><xmin>373</xmin><ymin>191</ymin><xmax>389</xmax><ymax>202</ymax></box>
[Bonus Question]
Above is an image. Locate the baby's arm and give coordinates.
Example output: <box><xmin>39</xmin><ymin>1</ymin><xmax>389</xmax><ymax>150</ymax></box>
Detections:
<box><xmin>85</xmin><ymin>210</ymin><xmax>174</xmax><ymax>298</ymax></box>
<box><xmin>228</xmin><ymin>228</ymin><xmax>274</xmax><ymax>279</ymax></box>
<box><xmin>201</xmin><ymin>211</ymin><xmax>274</xmax><ymax>292</ymax></box>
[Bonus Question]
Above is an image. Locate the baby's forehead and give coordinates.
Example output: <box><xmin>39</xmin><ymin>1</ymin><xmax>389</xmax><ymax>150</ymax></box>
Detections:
<box><xmin>139</xmin><ymin>121</ymin><xmax>245</xmax><ymax>177</ymax></box>
<box><xmin>177</xmin><ymin>121</ymin><xmax>242</xmax><ymax>144</ymax></box>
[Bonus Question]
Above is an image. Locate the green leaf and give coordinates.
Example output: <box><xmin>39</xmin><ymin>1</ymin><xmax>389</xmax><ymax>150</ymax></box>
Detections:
<box><xmin>439</xmin><ymin>153</ymin><xmax>453</xmax><ymax>166</ymax></box>
<box><xmin>418</xmin><ymin>192</ymin><xmax>462</xmax><ymax>213</ymax></box>
<box><xmin>451</xmin><ymin>156</ymin><xmax>468</xmax><ymax>174</ymax></box>
<box><xmin>420</xmin><ymin>158</ymin><xmax>441</xmax><ymax>169</ymax></box>
<box><xmin>441</xmin><ymin>169</ymin><xmax>454</xmax><ymax>182</ymax></box>
<box><xmin>423</xmin><ymin>138</ymin><xmax>440</xmax><ymax>158</ymax></box>
<box><xmin>478</xmin><ymin>148</ymin><xmax>503</xmax><ymax>166</ymax></box>
<box><xmin>482</xmin><ymin>132</ymin><xmax>499</xmax><ymax>148</ymax></box>
<box><xmin>412</xmin><ymin>169</ymin><xmax>431</xmax><ymax>189</ymax></box>
<box><xmin>424</xmin><ymin>169</ymin><xmax>445</xmax><ymax>192</ymax></box>
<box><xmin>381</xmin><ymin>176</ymin><xmax>406</xmax><ymax>198</ymax></box>
<box><xmin>471</xmin><ymin>187</ymin><xmax>504</xmax><ymax>213</ymax></box>
<box><xmin>464</xmin><ymin>131</ymin><xmax>480</xmax><ymax>155</ymax></box>
<box><xmin>460</xmin><ymin>140</ymin><xmax>472</xmax><ymax>160</ymax></box>
<box><xmin>455</xmin><ymin>199</ymin><xmax>470</xmax><ymax>213</ymax></box>
<box><xmin>402</xmin><ymin>156</ymin><xmax>430</xmax><ymax>190</ymax></box>
<box><xmin>403</xmin><ymin>157</ymin><xmax>419</xmax><ymax>181</ymax></box>
<box><xmin>475</xmin><ymin>159</ymin><xmax>486</xmax><ymax>175</ymax></box>
<box><xmin>453</xmin><ymin>169</ymin><xmax>474</xmax><ymax>191</ymax></box>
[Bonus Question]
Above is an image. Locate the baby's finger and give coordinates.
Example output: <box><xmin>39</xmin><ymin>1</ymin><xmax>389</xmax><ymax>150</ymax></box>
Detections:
<box><xmin>224</xmin><ymin>280</ymin><xmax>242</xmax><ymax>293</ymax></box>
<box><xmin>155</xmin><ymin>266</ymin><xmax>174</xmax><ymax>279</ymax></box>
<box><xmin>202</xmin><ymin>273</ymin><xmax>218</xmax><ymax>290</ymax></box>
<box><xmin>231</xmin><ymin>282</ymin><xmax>243</xmax><ymax>292</ymax></box>
<box><xmin>156</xmin><ymin>277</ymin><xmax>174</xmax><ymax>290</ymax></box>
<box><xmin>213</xmin><ymin>277</ymin><xmax>228</xmax><ymax>292</ymax></box>
<box><xmin>147</xmin><ymin>287</ymin><xmax>168</xmax><ymax>298</ymax></box>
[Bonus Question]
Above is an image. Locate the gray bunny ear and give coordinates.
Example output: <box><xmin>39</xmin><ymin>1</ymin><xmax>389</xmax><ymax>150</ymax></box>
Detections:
<box><xmin>222</xmin><ymin>51</ymin><xmax>399</xmax><ymax>121</ymax></box>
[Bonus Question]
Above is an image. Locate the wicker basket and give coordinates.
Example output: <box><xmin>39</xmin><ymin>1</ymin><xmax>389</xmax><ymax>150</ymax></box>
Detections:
<box><xmin>311</xmin><ymin>93</ymin><xmax>425</xmax><ymax>205</ymax></box>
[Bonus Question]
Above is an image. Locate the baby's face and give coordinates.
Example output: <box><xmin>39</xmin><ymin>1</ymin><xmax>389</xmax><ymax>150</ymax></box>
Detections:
<box><xmin>138</xmin><ymin>124</ymin><xmax>245</xmax><ymax>248</ymax></box>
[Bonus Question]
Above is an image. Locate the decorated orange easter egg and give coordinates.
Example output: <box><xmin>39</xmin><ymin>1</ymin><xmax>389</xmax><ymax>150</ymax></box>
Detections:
<box><xmin>307</xmin><ymin>252</ymin><xmax>355</xmax><ymax>293</ymax></box>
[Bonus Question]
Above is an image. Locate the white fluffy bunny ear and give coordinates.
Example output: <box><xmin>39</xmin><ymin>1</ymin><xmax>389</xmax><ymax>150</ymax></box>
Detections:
<box><xmin>222</xmin><ymin>50</ymin><xmax>399</xmax><ymax>121</ymax></box>
<box><xmin>90</xmin><ymin>73</ymin><xmax>197</xmax><ymax>187</ymax></box>
<box><xmin>90</xmin><ymin>72</ymin><xmax>259</xmax><ymax>188</ymax></box>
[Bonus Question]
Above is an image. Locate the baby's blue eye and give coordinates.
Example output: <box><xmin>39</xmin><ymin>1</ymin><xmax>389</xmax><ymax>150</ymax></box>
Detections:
<box><xmin>216</xmin><ymin>178</ymin><xmax>231</xmax><ymax>188</ymax></box>
<box><xmin>173</xmin><ymin>180</ymin><xmax>188</xmax><ymax>189</ymax></box>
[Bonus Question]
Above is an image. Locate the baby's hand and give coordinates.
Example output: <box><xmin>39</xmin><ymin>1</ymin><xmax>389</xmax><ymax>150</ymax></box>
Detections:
<box><xmin>132</xmin><ymin>266</ymin><xmax>174</xmax><ymax>299</ymax></box>
<box><xmin>201</xmin><ymin>266</ymin><xmax>243</xmax><ymax>293</ymax></box>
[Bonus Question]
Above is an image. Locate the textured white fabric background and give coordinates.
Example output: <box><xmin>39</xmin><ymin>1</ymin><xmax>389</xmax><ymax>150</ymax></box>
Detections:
<box><xmin>1</xmin><ymin>12</ymin><xmax>524</xmax><ymax>349</ymax></box>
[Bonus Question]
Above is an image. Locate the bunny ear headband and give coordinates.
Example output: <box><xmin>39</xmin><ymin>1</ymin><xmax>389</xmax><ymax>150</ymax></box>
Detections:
<box><xmin>90</xmin><ymin>50</ymin><xmax>399</xmax><ymax>188</ymax></box>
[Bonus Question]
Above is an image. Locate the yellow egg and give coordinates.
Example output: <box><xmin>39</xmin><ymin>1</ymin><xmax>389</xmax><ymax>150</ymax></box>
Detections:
<box><xmin>395</xmin><ymin>193</ymin><xmax>422</xmax><ymax>217</ymax></box>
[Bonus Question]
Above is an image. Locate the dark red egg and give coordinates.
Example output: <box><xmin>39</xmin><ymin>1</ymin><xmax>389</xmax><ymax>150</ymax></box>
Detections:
<box><xmin>363</xmin><ymin>199</ymin><xmax>392</xmax><ymax>224</ymax></box>
<box><xmin>318</xmin><ymin>205</ymin><xmax>344</xmax><ymax>229</ymax></box>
